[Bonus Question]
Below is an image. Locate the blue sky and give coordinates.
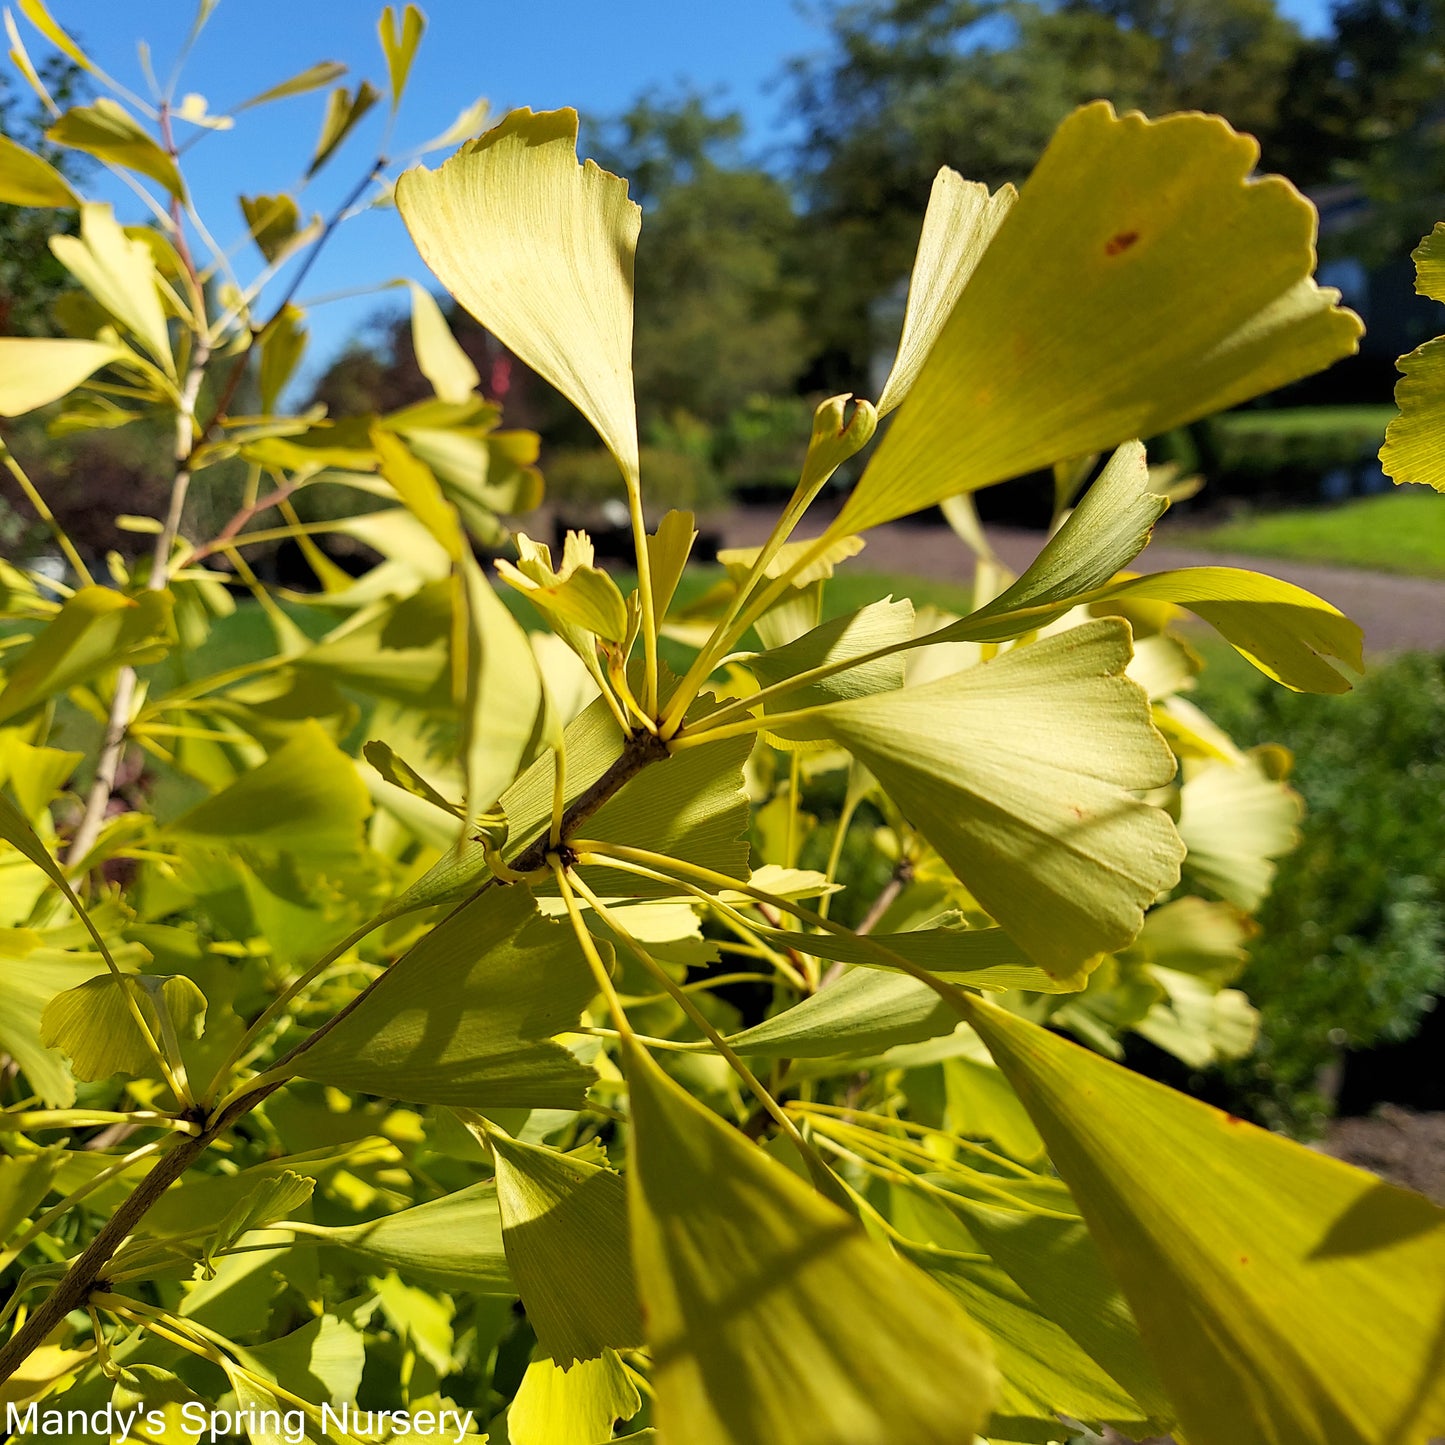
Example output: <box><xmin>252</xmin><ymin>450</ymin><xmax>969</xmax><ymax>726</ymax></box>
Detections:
<box><xmin>42</xmin><ymin>0</ymin><xmax>1333</xmax><ymax>382</ymax></box>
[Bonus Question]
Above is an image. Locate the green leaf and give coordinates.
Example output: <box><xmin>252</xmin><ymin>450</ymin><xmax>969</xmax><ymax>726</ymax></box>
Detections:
<box><xmin>163</xmin><ymin>719</ymin><xmax>371</xmax><ymax>860</ymax></box>
<box><xmin>244</xmin><ymin>1313</ymin><xmax>365</xmax><ymax>1409</ymax></box>
<box><xmin>379</xmin><ymin>5</ymin><xmax>425</xmax><ymax>112</ymax></box>
<box><xmin>397</xmin><ymin>108</ymin><xmax>641</xmax><ymax>482</ymax></box>
<box><xmin>772</xmin><ymin>620</ymin><xmax>1184</xmax><ymax>975</ymax></box>
<box><xmin>508</xmin><ymin>1351</ymin><xmax>641</xmax><ymax>1445</ymax></box>
<box><xmin>623</xmin><ymin>1036</ymin><xmax>997</xmax><ymax>1444</ymax></box>
<box><xmin>373</xmin><ymin>426</ymin><xmax>466</xmax><ymax>560</ymax></box>
<box><xmin>287</xmin><ymin>1179</ymin><xmax>510</xmax><ymax>1293</ymax></box>
<box><xmin>903</xmin><ymin>1242</ymin><xmax>1163</xmax><ymax>1442</ymax></box>
<box><xmin>496</xmin><ymin>532</ymin><xmax>629</xmax><ymax>644</ymax></box>
<box><xmin>1086</xmin><ymin>567</ymin><xmax>1363</xmax><ymax>694</ymax></box>
<box><xmin>307</xmin><ymin>82</ymin><xmax>381</xmax><ymax>179</ymax></box>
<box><xmin>0</xmin><ymin>132</ymin><xmax>75</xmax><ymax>206</ymax></box>
<box><xmin>47</xmin><ymin>98</ymin><xmax>185</xmax><ymax>197</ymax></box>
<box><xmin>963</xmin><ymin>991</ymin><xmax>1445</xmax><ymax>1445</ymax></box>
<box><xmin>235</xmin><ymin>61</ymin><xmax>348</xmax><ymax>112</ymax></box>
<box><xmin>0</xmin><ymin>587</ymin><xmax>172</xmax><ymax>724</ymax></box>
<box><xmin>363</xmin><ymin>739</ymin><xmax>463</xmax><ymax>820</ymax></box>
<box><xmin>745</xmin><ymin>597</ymin><xmax>913</xmax><ymax>712</ymax></box>
<box><xmin>0</xmin><ymin>1148</ymin><xmax>64</xmax><ymax>1242</ymax></box>
<box><xmin>290</xmin><ymin>885</ymin><xmax>597</xmax><ymax>1109</ymax></box>
<box><xmin>458</xmin><ymin>551</ymin><xmax>555</xmax><ymax>817</ymax></box>
<box><xmin>743</xmin><ymin>919</ymin><xmax>1088</xmax><ymax>994</ymax></box>
<box><xmin>837</xmin><ymin>102</ymin><xmax>1361</xmax><ymax>533</ymax></box>
<box><xmin>877</xmin><ymin>167</ymin><xmax>1015</xmax><ymax>416</ymax></box>
<box><xmin>0</xmin><ymin>337</ymin><xmax>126</xmax><ymax>417</ymax></box>
<box><xmin>729</xmin><ymin>967</ymin><xmax>960</xmax><ymax>1058</ymax></box>
<box><xmin>490</xmin><ymin>1131</ymin><xmax>644</xmax><ymax>1365</ymax></box>
<box><xmin>206</xmin><ymin>1171</ymin><xmax>315</xmax><ymax>1269</ymax></box>
<box><xmin>408</xmin><ymin>281</ymin><xmax>479</xmax><ymax>405</ymax></box>
<box><xmin>717</xmin><ymin>533</ymin><xmax>864</xmax><ymax>589</ymax></box>
<box><xmin>646</xmin><ymin>510</ymin><xmax>697</xmax><ymax>624</ymax></box>
<box><xmin>258</xmin><ymin>304</ymin><xmax>307</xmax><ymax>415</ymax></box>
<box><xmin>51</xmin><ymin>203</ymin><xmax>176</xmax><ymax>375</ymax></box>
<box><xmin>40</xmin><ymin>973</ymin><xmax>204</xmax><ymax>1082</ymax></box>
<box><xmin>240</xmin><ymin>193</ymin><xmax>302</xmax><ymax>265</ymax></box>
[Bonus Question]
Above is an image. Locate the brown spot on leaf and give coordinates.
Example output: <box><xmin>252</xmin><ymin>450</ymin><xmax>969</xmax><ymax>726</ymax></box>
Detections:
<box><xmin>1104</xmin><ymin>230</ymin><xmax>1140</xmax><ymax>256</ymax></box>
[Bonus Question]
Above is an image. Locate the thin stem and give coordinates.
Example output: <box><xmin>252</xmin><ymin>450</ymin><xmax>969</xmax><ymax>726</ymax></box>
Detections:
<box><xmin>0</xmin><ymin>446</ymin><xmax>94</xmax><ymax>586</ymax></box>
<box><xmin>567</xmin><ymin>871</ymin><xmax>844</xmax><ymax>1199</ymax></box>
<box><xmin>551</xmin><ymin>860</ymin><xmax>634</xmax><ymax>1040</ymax></box>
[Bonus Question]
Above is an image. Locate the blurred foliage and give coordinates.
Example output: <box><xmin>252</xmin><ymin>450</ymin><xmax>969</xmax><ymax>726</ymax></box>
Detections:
<box><xmin>1196</xmin><ymin>648</ymin><xmax>1445</xmax><ymax>1133</ymax></box>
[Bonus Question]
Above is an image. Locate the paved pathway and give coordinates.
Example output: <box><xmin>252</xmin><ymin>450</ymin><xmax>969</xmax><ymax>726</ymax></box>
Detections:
<box><xmin>705</xmin><ymin>507</ymin><xmax>1445</xmax><ymax>656</ymax></box>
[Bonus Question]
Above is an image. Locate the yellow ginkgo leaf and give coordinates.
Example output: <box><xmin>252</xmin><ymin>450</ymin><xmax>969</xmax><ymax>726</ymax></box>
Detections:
<box><xmin>398</xmin><ymin>108</ymin><xmax>641</xmax><ymax>482</ymax></box>
<box><xmin>962</xmin><ymin>991</ymin><xmax>1445</xmax><ymax>1445</ymax></box>
<box><xmin>623</xmin><ymin>1036</ymin><xmax>997</xmax><ymax>1445</ymax></box>
<box><xmin>0</xmin><ymin>337</ymin><xmax>125</xmax><ymax>417</ymax></box>
<box><xmin>877</xmin><ymin>167</ymin><xmax>1016</xmax><ymax>416</ymax></box>
<box><xmin>837</xmin><ymin>102</ymin><xmax>1362</xmax><ymax>534</ymax></box>
<box><xmin>1380</xmin><ymin>223</ymin><xmax>1445</xmax><ymax>491</ymax></box>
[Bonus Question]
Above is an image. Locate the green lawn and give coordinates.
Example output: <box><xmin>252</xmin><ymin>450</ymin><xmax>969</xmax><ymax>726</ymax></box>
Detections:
<box><xmin>1182</xmin><ymin>489</ymin><xmax>1445</xmax><ymax>578</ymax></box>
<box><xmin>1210</xmin><ymin>404</ymin><xmax>1396</xmax><ymax>440</ymax></box>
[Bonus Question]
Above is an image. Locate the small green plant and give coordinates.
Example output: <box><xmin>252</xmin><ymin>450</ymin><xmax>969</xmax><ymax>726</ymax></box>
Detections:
<box><xmin>0</xmin><ymin>7</ymin><xmax>1442</xmax><ymax>1444</ymax></box>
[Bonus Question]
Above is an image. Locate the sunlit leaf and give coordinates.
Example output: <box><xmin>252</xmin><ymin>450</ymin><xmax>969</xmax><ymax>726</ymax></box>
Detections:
<box><xmin>1178</xmin><ymin>752</ymin><xmax>1301</xmax><ymax>910</ymax></box>
<box><xmin>745</xmin><ymin>597</ymin><xmax>913</xmax><ymax>711</ymax></box>
<box><xmin>40</xmin><ymin>973</ymin><xmax>204</xmax><ymax>1082</ymax></box>
<box><xmin>646</xmin><ymin>510</ymin><xmax>696</xmax><ymax>624</ymax></box>
<box><xmin>397</xmin><ymin>108</ymin><xmax>641</xmax><ymax>481</ymax></box>
<box><xmin>0</xmin><ymin>133</ymin><xmax>75</xmax><ymax>206</ymax></box>
<box><xmin>624</xmin><ymin>1037</ymin><xmax>997</xmax><ymax>1444</ymax></box>
<box><xmin>51</xmin><ymin>203</ymin><xmax>175</xmax><ymax>375</ymax></box>
<box><xmin>47</xmin><ymin>98</ymin><xmax>185</xmax><ymax>197</ymax></box>
<box><xmin>408</xmin><ymin>280</ymin><xmax>479</xmax><ymax>405</ymax></box>
<box><xmin>491</xmin><ymin>1130</ymin><xmax>645</xmax><ymax>1364</ymax></box>
<box><xmin>877</xmin><ymin>167</ymin><xmax>1016</xmax><ymax>416</ymax></box>
<box><xmin>838</xmin><ymin>102</ymin><xmax>1361</xmax><ymax>532</ymax></box>
<box><xmin>0</xmin><ymin>337</ymin><xmax>126</xmax><ymax>417</ymax></box>
<box><xmin>244</xmin><ymin>1312</ymin><xmax>365</xmax><ymax>1409</ymax></box>
<box><xmin>963</xmin><ymin>992</ymin><xmax>1445</xmax><ymax>1445</ymax></box>
<box><xmin>206</xmin><ymin>1171</ymin><xmax>314</xmax><ymax>1269</ymax></box>
<box><xmin>496</xmin><ymin>532</ymin><xmax>629</xmax><ymax>644</ymax></box>
<box><xmin>289</xmin><ymin>885</ymin><xmax>597</xmax><ymax>1110</ymax></box>
<box><xmin>258</xmin><ymin>304</ymin><xmax>307</xmax><ymax>415</ymax></box>
<box><xmin>1380</xmin><ymin>223</ymin><xmax>1445</xmax><ymax>491</ymax></box>
<box><xmin>508</xmin><ymin>1351</ymin><xmax>641</xmax><ymax>1445</ymax></box>
<box><xmin>379</xmin><ymin>4</ymin><xmax>425</xmax><ymax>112</ymax></box>
<box><xmin>771</xmin><ymin>620</ymin><xmax>1184</xmax><ymax>975</ymax></box>
<box><xmin>373</xmin><ymin>426</ymin><xmax>466</xmax><ymax>560</ymax></box>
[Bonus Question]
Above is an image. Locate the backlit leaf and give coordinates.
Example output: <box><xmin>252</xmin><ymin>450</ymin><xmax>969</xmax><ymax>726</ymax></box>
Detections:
<box><xmin>838</xmin><ymin>102</ymin><xmax>1361</xmax><ymax>532</ymax></box>
<box><xmin>290</xmin><ymin>884</ymin><xmax>597</xmax><ymax>1110</ymax></box>
<box><xmin>51</xmin><ymin>203</ymin><xmax>175</xmax><ymax>374</ymax></box>
<box><xmin>408</xmin><ymin>281</ymin><xmax>479</xmax><ymax>405</ymax></box>
<box><xmin>240</xmin><ymin>193</ymin><xmax>301</xmax><ymax>264</ymax></box>
<box><xmin>771</xmin><ymin>620</ymin><xmax>1184</xmax><ymax>975</ymax></box>
<box><xmin>646</xmin><ymin>510</ymin><xmax>697</xmax><ymax>623</ymax></box>
<box><xmin>0</xmin><ymin>337</ymin><xmax>126</xmax><ymax>417</ymax></box>
<box><xmin>624</xmin><ymin>1037</ymin><xmax>997</xmax><ymax>1444</ymax></box>
<box><xmin>397</xmin><ymin>108</ymin><xmax>641</xmax><ymax>481</ymax></box>
<box><xmin>877</xmin><ymin>167</ymin><xmax>1015</xmax><ymax>416</ymax></box>
<box><xmin>508</xmin><ymin>1351</ymin><xmax>641</xmax><ymax>1445</ymax></box>
<box><xmin>40</xmin><ymin>973</ymin><xmax>205</xmax><ymax>1082</ymax></box>
<box><xmin>963</xmin><ymin>992</ymin><xmax>1445</xmax><ymax>1445</ymax></box>
<box><xmin>0</xmin><ymin>133</ymin><xmax>75</xmax><ymax>206</ymax></box>
<box><xmin>496</xmin><ymin>532</ymin><xmax>629</xmax><ymax>644</ymax></box>
<box><xmin>47</xmin><ymin>98</ymin><xmax>185</xmax><ymax>197</ymax></box>
<box><xmin>379</xmin><ymin>5</ymin><xmax>425</xmax><ymax>112</ymax></box>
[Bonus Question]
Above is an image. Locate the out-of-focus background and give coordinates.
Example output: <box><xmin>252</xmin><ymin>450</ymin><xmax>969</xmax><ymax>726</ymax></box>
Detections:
<box><xmin>3</xmin><ymin>0</ymin><xmax>1443</xmax><ymax>1164</ymax></box>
